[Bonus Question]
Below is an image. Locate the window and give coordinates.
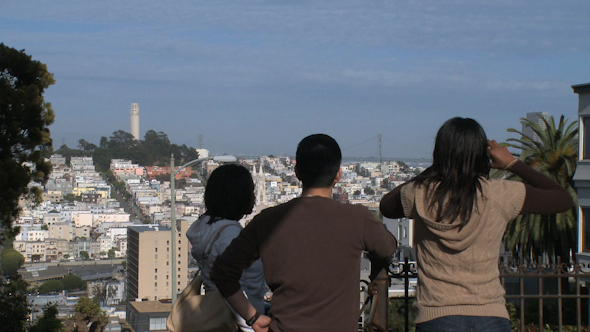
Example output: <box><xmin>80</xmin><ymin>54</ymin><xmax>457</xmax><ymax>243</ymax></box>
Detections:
<box><xmin>149</xmin><ymin>317</ymin><xmax>166</xmax><ymax>330</ymax></box>
<box><xmin>155</xmin><ymin>275</ymin><xmax>157</xmax><ymax>280</ymax></box>
<box><xmin>584</xmin><ymin>117</ymin><xmax>590</xmax><ymax>159</ymax></box>
<box><xmin>155</xmin><ymin>247</ymin><xmax>157</xmax><ymax>252</ymax></box>
<box><xmin>155</xmin><ymin>282</ymin><xmax>157</xmax><ymax>287</ymax></box>
<box><xmin>155</xmin><ymin>268</ymin><xmax>157</xmax><ymax>273</ymax></box>
<box><xmin>583</xmin><ymin>208</ymin><xmax>590</xmax><ymax>252</ymax></box>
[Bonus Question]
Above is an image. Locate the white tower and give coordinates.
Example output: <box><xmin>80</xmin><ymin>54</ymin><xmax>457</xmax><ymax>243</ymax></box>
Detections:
<box><xmin>130</xmin><ymin>103</ymin><xmax>140</xmax><ymax>140</ymax></box>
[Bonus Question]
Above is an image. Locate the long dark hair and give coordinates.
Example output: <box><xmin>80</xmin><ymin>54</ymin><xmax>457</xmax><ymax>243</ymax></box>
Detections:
<box><xmin>204</xmin><ymin>164</ymin><xmax>255</xmax><ymax>222</ymax></box>
<box><xmin>413</xmin><ymin>117</ymin><xmax>490</xmax><ymax>224</ymax></box>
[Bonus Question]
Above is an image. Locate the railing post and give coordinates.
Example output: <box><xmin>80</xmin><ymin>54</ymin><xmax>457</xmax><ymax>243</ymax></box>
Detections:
<box><xmin>371</xmin><ymin>268</ymin><xmax>390</xmax><ymax>332</ymax></box>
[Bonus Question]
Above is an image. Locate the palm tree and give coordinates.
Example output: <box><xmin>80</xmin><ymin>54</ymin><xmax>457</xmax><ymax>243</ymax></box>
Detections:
<box><xmin>501</xmin><ymin>115</ymin><xmax>578</xmax><ymax>265</ymax></box>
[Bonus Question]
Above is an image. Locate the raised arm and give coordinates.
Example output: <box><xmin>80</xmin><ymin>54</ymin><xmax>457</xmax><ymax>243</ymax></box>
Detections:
<box><xmin>379</xmin><ymin>183</ymin><xmax>409</xmax><ymax>219</ymax></box>
<box><xmin>488</xmin><ymin>140</ymin><xmax>574</xmax><ymax>215</ymax></box>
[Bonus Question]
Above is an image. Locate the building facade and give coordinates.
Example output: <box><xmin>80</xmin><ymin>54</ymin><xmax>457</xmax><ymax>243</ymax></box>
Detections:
<box><xmin>573</xmin><ymin>83</ymin><xmax>590</xmax><ymax>264</ymax></box>
<box><xmin>126</xmin><ymin>221</ymin><xmax>189</xmax><ymax>302</ymax></box>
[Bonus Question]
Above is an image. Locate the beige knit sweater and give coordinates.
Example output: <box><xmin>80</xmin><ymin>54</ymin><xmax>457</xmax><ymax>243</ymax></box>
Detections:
<box><xmin>401</xmin><ymin>179</ymin><xmax>525</xmax><ymax>323</ymax></box>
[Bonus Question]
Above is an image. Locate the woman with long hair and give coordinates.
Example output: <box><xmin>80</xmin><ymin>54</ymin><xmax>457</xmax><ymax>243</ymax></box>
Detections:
<box><xmin>186</xmin><ymin>164</ymin><xmax>266</xmax><ymax>332</ymax></box>
<box><xmin>380</xmin><ymin>117</ymin><xmax>573</xmax><ymax>332</ymax></box>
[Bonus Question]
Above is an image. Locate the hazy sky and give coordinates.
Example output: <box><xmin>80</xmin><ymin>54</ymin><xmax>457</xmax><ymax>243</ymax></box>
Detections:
<box><xmin>2</xmin><ymin>1</ymin><xmax>588</xmax><ymax>159</ymax></box>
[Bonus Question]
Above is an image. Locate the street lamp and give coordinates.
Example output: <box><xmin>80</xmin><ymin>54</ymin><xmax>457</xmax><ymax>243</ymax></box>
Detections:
<box><xmin>170</xmin><ymin>155</ymin><xmax>237</xmax><ymax>303</ymax></box>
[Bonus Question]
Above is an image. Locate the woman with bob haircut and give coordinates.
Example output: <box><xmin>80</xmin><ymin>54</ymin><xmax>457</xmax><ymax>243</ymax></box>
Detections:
<box><xmin>186</xmin><ymin>164</ymin><xmax>266</xmax><ymax>332</ymax></box>
<box><xmin>380</xmin><ymin>117</ymin><xmax>574</xmax><ymax>332</ymax></box>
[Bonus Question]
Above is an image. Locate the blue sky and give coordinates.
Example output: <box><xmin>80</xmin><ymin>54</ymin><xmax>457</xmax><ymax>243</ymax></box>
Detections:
<box><xmin>1</xmin><ymin>1</ymin><xmax>588</xmax><ymax>159</ymax></box>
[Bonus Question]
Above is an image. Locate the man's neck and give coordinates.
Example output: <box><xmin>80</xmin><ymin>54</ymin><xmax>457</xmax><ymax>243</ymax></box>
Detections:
<box><xmin>301</xmin><ymin>187</ymin><xmax>333</xmax><ymax>198</ymax></box>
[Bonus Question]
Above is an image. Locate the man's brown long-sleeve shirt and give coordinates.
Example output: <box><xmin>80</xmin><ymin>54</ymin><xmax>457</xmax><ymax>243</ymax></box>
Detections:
<box><xmin>211</xmin><ymin>196</ymin><xmax>397</xmax><ymax>332</ymax></box>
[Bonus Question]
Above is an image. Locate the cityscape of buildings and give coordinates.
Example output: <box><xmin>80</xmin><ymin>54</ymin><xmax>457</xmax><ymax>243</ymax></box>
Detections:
<box><xmin>11</xmin><ymin>119</ymin><xmax>425</xmax><ymax>330</ymax></box>
<box><xmin>9</xmin><ymin>85</ymin><xmax>590</xmax><ymax>331</ymax></box>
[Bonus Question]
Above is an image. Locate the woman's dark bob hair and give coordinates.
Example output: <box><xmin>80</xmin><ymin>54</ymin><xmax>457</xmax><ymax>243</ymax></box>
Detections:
<box><xmin>204</xmin><ymin>164</ymin><xmax>255</xmax><ymax>221</ymax></box>
<box><xmin>413</xmin><ymin>117</ymin><xmax>490</xmax><ymax>224</ymax></box>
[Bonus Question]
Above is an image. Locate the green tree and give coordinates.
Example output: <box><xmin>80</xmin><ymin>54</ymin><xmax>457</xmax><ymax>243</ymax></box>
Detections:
<box><xmin>1</xmin><ymin>248</ymin><xmax>25</xmax><ymax>276</ymax></box>
<box><xmin>107</xmin><ymin>130</ymin><xmax>136</xmax><ymax>150</ymax></box>
<box><xmin>30</xmin><ymin>303</ymin><xmax>63</xmax><ymax>332</ymax></box>
<box><xmin>0</xmin><ymin>43</ymin><xmax>55</xmax><ymax>241</ymax></box>
<box><xmin>107</xmin><ymin>249</ymin><xmax>115</xmax><ymax>259</ymax></box>
<box><xmin>38</xmin><ymin>280</ymin><xmax>64</xmax><ymax>295</ymax></box>
<box><xmin>502</xmin><ymin>115</ymin><xmax>578</xmax><ymax>264</ymax></box>
<box><xmin>62</xmin><ymin>275</ymin><xmax>84</xmax><ymax>291</ymax></box>
<box><xmin>99</xmin><ymin>137</ymin><xmax>108</xmax><ymax>149</ymax></box>
<box><xmin>64</xmin><ymin>297</ymin><xmax>108</xmax><ymax>332</ymax></box>
<box><xmin>0</xmin><ymin>275</ymin><xmax>30</xmax><ymax>332</ymax></box>
<box><xmin>364</xmin><ymin>186</ymin><xmax>375</xmax><ymax>195</ymax></box>
<box><xmin>80</xmin><ymin>251</ymin><xmax>89</xmax><ymax>260</ymax></box>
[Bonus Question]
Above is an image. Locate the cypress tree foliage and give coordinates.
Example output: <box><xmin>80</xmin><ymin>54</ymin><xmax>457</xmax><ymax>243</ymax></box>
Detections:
<box><xmin>30</xmin><ymin>304</ymin><xmax>63</xmax><ymax>332</ymax></box>
<box><xmin>0</xmin><ymin>43</ymin><xmax>55</xmax><ymax>241</ymax></box>
<box><xmin>0</xmin><ymin>275</ymin><xmax>31</xmax><ymax>332</ymax></box>
<box><xmin>501</xmin><ymin>115</ymin><xmax>578</xmax><ymax>264</ymax></box>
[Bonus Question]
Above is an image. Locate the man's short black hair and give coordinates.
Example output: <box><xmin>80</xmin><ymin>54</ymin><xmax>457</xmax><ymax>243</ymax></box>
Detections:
<box><xmin>205</xmin><ymin>164</ymin><xmax>255</xmax><ymax>221</ymax></box>
<box><xmin>295</xmin><ymin>134</ymin><xmax>342</xmax><ymax>189</ymax></box>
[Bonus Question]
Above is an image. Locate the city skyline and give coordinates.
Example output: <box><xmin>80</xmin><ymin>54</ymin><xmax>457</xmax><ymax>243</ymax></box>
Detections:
<box><xmin>1</xmin><ymin>1</ymin><xmax>589</xmax><ymax>158</ymax></box>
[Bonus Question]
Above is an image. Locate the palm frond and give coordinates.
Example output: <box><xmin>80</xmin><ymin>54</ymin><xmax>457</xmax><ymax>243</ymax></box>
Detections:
<box><xmin>502</xmin><ymin>115</ymin><xmax>578</xmax><ymax>264</ymax></box>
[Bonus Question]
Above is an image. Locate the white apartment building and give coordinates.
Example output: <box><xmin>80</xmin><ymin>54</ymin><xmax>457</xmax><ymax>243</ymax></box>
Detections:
<box><xmin>72</xmin><ymin>212</ymin><xmax>93</xmax><ymax>228</ymax></box>
<box><xmin>48</xmin><ymin>223</ymin><xmax>73</xmax><ymax>241</ymax></box>
<box><xmin>13</xmin><ymin>240</ymin><xmax>47</xmax><ymax>262</ymax></box>
<box><xmin>95</xmin><ymin>213</ymin><xmax>130</xmax><ymax>224</ymax></box>
<box><xmin>15</xmin><ymin>225</ymin><xmax>46</xmax><ymax>242</ymax></box>
<box><xmin>42</xmin><ymin>211</ymin><xmax>61</xmax><ymax>226</ymax></box>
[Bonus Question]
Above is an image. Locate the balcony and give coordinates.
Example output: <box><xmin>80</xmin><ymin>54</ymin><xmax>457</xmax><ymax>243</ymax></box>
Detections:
<box><xmin>362</xmin><ymin>257</ymin><xmax>590</xmax><ymax>332</ymax></box>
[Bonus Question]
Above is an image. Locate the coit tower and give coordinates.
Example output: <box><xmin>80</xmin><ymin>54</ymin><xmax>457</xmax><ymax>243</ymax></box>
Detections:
<box><xmin>130</xmin><ymin>103</ymin><xmax>140</xmax><ymax>140</ymax></box>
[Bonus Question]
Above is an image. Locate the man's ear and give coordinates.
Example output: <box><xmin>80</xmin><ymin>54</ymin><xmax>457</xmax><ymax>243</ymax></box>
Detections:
<box><xmin>333</xmin><ymin>168</ymin><xmax>342</xmax><ymax>186</ymax></box>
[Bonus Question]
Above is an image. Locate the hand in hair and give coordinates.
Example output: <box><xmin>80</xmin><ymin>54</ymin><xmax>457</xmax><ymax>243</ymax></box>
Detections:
<box><xmin>488</xmin><ymin>140</ymin><xmax>517</xmax><ymax>170</ymax></box>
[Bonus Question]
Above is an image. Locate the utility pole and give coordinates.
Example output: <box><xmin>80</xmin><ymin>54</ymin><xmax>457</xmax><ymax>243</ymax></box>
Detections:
<box><xmin>378</xmin><ymin>134</ymin><xmax>382</xmax><ymax>164</ymax></box>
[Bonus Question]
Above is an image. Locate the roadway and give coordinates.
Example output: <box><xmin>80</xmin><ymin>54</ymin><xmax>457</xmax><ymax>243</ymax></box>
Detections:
<box><xmin>23</xmin><ymin>259</ymin><xmax>125</xmax><ymax>269</ymax></box>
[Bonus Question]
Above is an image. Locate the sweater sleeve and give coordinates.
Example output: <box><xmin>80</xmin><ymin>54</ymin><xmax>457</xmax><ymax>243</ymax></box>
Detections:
<box><xmin>510</xmin><ymin>161</ymin><xmax>574</xmax><ymax>215</ymax></box>
<box><xmin>211</xmin><ymin>220</ymin><xmax>261</xmax><ymax>298</ymax></box>
<box><xmin>379</xmin><ymin>183</ymin><xmax>408</xmax><ymax>219</ymax></box>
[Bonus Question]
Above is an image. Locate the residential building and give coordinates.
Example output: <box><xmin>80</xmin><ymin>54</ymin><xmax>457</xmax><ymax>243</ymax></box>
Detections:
<box><xmin>126</xmin><ymin>221</ymin><xmax>189</xmax><ymax>302</ymax></box>
<box><xmin>573</xmin><ymin>83</ymin><xmax>590</xmax><ymax>265</ymax></box>
<box><xmin>126</xmin><ymin>300</ymin><xmax>171</xmax><ymax>332</ymax></box>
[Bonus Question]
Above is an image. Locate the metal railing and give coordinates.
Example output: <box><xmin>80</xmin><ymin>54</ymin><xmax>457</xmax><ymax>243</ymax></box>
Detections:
<box><xmin>362</xmin><ymin>257</ymin><xmax>590</xmax><ymax>332</ymax></box>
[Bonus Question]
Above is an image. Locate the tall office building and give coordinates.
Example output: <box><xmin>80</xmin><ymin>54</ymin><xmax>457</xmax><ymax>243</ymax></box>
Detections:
<box><xmin>130</xmin><ymin>103</ymin><xmax>140</xmax><ymax>140</ymax></box>
<box><xmin>523</xmin><ymin>112</ymin><xmax>548</xmax><ymax>143</ymax></box>
<box><xmin>126</xmin><ymin>222</ymin><xmax>189</xmax><ymax>301</ymax></box>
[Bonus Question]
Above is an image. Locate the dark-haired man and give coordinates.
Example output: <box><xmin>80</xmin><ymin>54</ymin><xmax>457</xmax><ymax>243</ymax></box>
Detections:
<box><xmin>211</xmin><ymin>134</ymin><xmax>397</xmax><ymax>332</ymax></box>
